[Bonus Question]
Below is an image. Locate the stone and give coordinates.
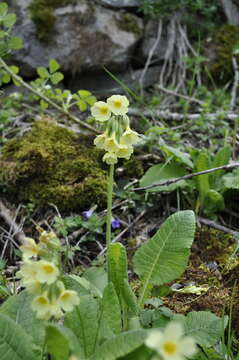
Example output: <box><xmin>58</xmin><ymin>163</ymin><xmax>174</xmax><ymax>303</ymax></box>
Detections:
<box><xmin>95</xmin><ymin>0</ymin><xmax>140</xmax><ymax>8</ymax></box>
<box><xmin>7</xmin><ymin>0</ymin><xmax>143</xmax><ymax>77</ymax></box>
<box><xmin>68</xmin><ymin>66</ymin><xmax>162</xmax><ymax>96</ymax></box>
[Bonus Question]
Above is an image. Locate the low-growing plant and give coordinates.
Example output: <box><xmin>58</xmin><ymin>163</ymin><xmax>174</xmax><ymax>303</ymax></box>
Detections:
<box><xmin>0</xmin><ymin>95</ymin><xmax>229</xmax><ymax>360</ymax></box>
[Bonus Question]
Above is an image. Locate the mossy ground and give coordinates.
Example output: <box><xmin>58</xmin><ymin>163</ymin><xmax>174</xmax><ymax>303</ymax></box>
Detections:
<box><xmin>161</xmin><ymin>226</ymin><xmax>239</xmax><ymax>348</ymax></box>
<box><xmin>0</xmin><ymin>118</ymin><xmax>107</xmax><ymax>212</ymax></box>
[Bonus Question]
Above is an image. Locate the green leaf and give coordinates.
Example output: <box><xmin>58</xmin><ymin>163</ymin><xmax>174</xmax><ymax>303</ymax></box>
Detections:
<box><xmin>195</xmin><ymin>151</ymin><xmax>210</xmax><ymax>204</ymax></box>
<box><xmin>133</xmin><ymin>211</ymin><xmax>196</xmax><ymax>307</ymax></box>
<box><xmin>0</xmin><ymin>291</ymin><xmax>46</xmax><ymax>348</ymax></box>
<box><xmin>223</xmin><ymin>168</ymin><xmax>239</xmax><ymax>189</ymax></box>
<box><xmin>49</xmin><ymin>58</ymin><xmax>60</xmax><ymax>73</ymax></box>
<box><xmin>40</xmin><ymin>99</ymin><xmax>49</xmax><ymax>109</ymax></box>
<box><xmin>108</xmin><ymin>243</ymin><xmax>128</xmax><ymax>302</ymax></box>
<box><xmin>2</xmin><ymin>71</ymin><xmax>10</xmax><ymax>83</ymax></box>
<box><xmin>139</xmin><ymin>163</ymin><xmax>187</xmax><ymax>192</ymax></box>
<box><xmin>210</xmin><ymin>145</ymin><xmax>231</xmax><ymax>189</ymax></box>
<box><xmin>50</xmin><ymin>71</ymin><xmax>64</xmax><ymax>84</ymax></box>
<box><xmin>64</xmin><ymin>295</ymin><xmax>99</xmax><ymax>358</ymax></box>
<box><xmin>204</xmin><ymin>189</ymin><xmax>225</xmax><ymax>216</ymax></box>
<box><xmin>122</xmin><ymin>279</ymin><xmax>139</xmax><ymax>316</ymax></box>
<box><xmin>83</xmin><ymin>266</ymin><xmax>107</xmax><ymax>295</ymax></box>
<box><xmin>76</xmin><ymin>99</ymin><xmax>87</xmax><ymax>111</ymax></box>
<box><xmin>37</xmin><ymin>66</ymin><xmax>50</xmax><ymax>79</ymax></box>
<box><xmin>3</xmin><ymin>13</ymin><xmax>16</xmax><ymax>28</ymax></box>
<box><xmin>85</xmin><ymin>95</ymin><xmax>97</xmax><ymax>106</ymax></box>
<box><xmin>161</xmin><ymin>144</ymin><xmax>194</xmax><ymax>168</ymax></box>
<box><xmin>46</xmin><ymin>324</ymin><xmax>82</xmax><ymax>360</ymax></box>
<box><xmin>9</xmin><ymin>65</ymin><xmax>19</xmax><ymax>74</ymax></box>
<box><xmin>78</xmin><ymin>90</ymin><xmax>91</xmax><ymax>98</ymax></box>
<box><xmin>173</xmin><ymin>311</ymin><xmax>228</xmax><ymax>347</ymax></box>
<box><xmin>8</xmin><ymin>36</ymin><xmax>23</xmax><ymax>50</ymax></box>
<box><xmin>90</xmin><ymin>330</ymin><xmax>147</xmax><ymax>360</ymax></box>
<box><xmin>101</xmin><ymin>282</ymin><xmax>122</xmax><ymax>334</ymax></box>
<box><xmin>69</xmin><ymin>274</ymin><xmax>103</xmax><ymax>297</ymax></box>
<box><xmin>0</xmin><ymin>313</ymin><xmax>36</xmax><ymax>360</ymax></box>
<box><xmin>0</xmin><ymin>3</ymin><xmax>8</xmax><ymax>16</ymax></box>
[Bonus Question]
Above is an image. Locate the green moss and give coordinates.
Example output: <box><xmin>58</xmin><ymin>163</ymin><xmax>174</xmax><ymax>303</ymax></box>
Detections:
<box><xmin>115</xmin><ymin>13</ymin><xmax>143</xmax><ymax>37</ymax></box>
<box><xmin>29</xmin><ymin>0</ymin><xmax>79</xmax><ymax>42</ymax></box>
<box><xmin>0</xmin><ymin>119</ymin><xmax>107</xmax><ymax>212</ymax></box>
<box><xmin>208</xmin><ymin>25</ymin><xmax>239</xmax><ymax>84</ymax></box>
<box><xmin>123</xmin><ymin>157</ymin><xmax>144</xmax><ymax>178</ymax></box>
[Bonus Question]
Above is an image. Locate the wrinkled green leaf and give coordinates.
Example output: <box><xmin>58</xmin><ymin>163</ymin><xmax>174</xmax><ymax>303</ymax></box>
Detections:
<box><xmin>133</xmin><ymin>211</ymin><xmax>196</xmax><ymax>306</ymax></box>
<box><xmin>140</xmin><ymin>163</ymin><xmax>187</xmax><ymax>192</ymax></box>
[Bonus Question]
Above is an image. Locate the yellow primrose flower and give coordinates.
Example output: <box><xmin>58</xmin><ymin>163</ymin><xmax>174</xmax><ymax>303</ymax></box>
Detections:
<box><xmin>20</xmin><ymin>237</ymin><xmax>39</xmax><ymax>260</ymax></box>
<box><xmin>17</xmin><ymin>261</ymin><xmax>38</xmax><ymax>283</ymax></box>
<box><xmin>58</xmin><ymin>290</ymin><xmax>80</xmax><ymax>312</ymax></box>
<box><xmin>104</xmin><ymin>133</ymin><xmax>120</xmax><ymax>153</ymax></box>
<box><xmin>31</xmin><ymin>294</ymin><xmax>51</xmax><ymax>319</ymax></box>
<box><xmin>120</xmin><ymin>127</ymin><xmax>139</xmax><ymax>145</ymax></box>
<box><xmin>39</xmin><ymin>231</ymin><xmax>56</xmax><ymax>244</ymax></box>
<box><xmin>35</xmin><ymin>260</ymin><xmax>59</xmax><ymax>285</ymax></box>
<box><xmin>24</xmin><ymin>280</ymin><xmax>42</xmax><ymax>295</ymax></box>
<box><xmin>107</xmin><ymin>95</ymin><xmax>129</xmax><ymax>115</ymax></box>
<box><xmin>94</xmin><ymin>133</ymin><xmax>107</xmax><ymax>149</ymax></box>
<box><xmin>103</xmin><ymin>152</ymin><xmax>118</xmax><ymax>165</ymax></box>
<box><xmin>145</xmin><ymin>322</ymin><xmax>197</xmax><ymax>360</ymax></box>
<box><xmin>91</xmin><ymin>101</ymin><xmax>111</xmax><ymax>122</ymax></box>
<box><xmin>116</xmin><ymin>144</ymin><xmax>133</xmax><ymax>159</ymax></box>
<box><xmin>49</xmin><ymin>300</ymin><xmax>64</xmax><ymax>319</ymax></box>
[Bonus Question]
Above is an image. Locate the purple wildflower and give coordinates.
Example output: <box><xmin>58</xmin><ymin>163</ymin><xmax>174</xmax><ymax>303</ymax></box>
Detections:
<box><xmin>82</xmin><ymin>208</ymin><xmax>94</xmax><ymax>220</ymax></box>
<box><xmin>111</xmin><ymin>218</ymin><xmax>121</xmax><ymax>229</ymax></box>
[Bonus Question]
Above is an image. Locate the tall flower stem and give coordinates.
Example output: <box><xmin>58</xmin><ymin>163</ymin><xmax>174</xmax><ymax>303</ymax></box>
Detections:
<box><xmin>106</xmin><ymin>163</ymin><xmax>114</xmax><ymax>280</ymax></box>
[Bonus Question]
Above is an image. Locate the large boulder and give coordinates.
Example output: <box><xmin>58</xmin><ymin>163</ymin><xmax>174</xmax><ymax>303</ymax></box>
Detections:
<box><xmin>7</xmin><ymin>0</ymin><xmax>143</xmax><ymax>77</ymax></box>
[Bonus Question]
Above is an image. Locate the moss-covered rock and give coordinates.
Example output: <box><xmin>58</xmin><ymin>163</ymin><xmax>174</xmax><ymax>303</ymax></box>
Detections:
<box><xmin>0</xmin><ymin>119</ymin><xmax>107</xmax><ymax>212</ymax></box>
<box><xmin>29</xmin><ymin>0</ymin><xmax>79</xmax><ymax>41</ymax></box>
<box><xmin>115</xmin><ymin>13</ymin><xmax>143</xmax><ymax>37</ymax></box>
<box><xmin>205</xmin><ymin>25</ymin><xmax>239</xmax><ymax>84</ymax></box>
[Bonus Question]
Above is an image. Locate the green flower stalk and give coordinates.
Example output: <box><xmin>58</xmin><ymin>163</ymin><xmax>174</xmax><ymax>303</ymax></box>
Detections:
<box><xmin>91</xmin><ymin>94</ymin><xmax>140</xmax><ymax>281</ymax></box>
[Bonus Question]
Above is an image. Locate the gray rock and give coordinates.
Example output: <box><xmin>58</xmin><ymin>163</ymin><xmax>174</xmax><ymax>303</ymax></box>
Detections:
<box><xmin>68</xmin><ymin>66</ymin><xmax>162</xmax><ymax>96</ymax></box>
<box><xmin>95</xmin><ymin>0</ymin><xmax>140</xmax><ymax>8</ymax></box>
<box><xmin>8</xmin><ymin>0</ymin><xmax>143</xmax><ymax>77</ymax></box>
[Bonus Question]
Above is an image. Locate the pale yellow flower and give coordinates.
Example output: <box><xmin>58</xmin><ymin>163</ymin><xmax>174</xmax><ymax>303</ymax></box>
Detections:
<box><xmin>120</xmin><ymin>127</ymin><xmax>139</xmax><ymax>145</ymax></box>
<box><xmin>115</xmin><ymin>144</ymin><xmax>133</xmax><ymax>159</ymax></box>
<box><xmin>94</xmin><ymin>133</ymin><xmax>107</xmax><ymax>149</ymax></box>
<box><xmin>58</xmin><ymin>290</ymin><xmax>80</xmax><ymax>312</ymax></box>
<box><xmin>104</xmin><ymin>133</ymin><xmax>119</xmax><ymax>153</ymax></box>
<box><xmin>17</xmin><ymin>261</ymin><xmax>38</xmax><ymax>283</ymax></box>
<box><xmin>91</xmin><ymin>101</ymin><xmax>111</xmax><ymax>122</ymax></box>
<box><xmin>25</xmin><ymin>280</ymin><xmax>42</xmax><ymax>295</ymax></box>
<box><xmin>145</xmin><ymin>322</ymin><xmax>197</xmax><ymax>360</ymax></box>
<box><xmin>39</xmin><ymin>231</ymin><xmax>57</xmax><ymax>244</ymax></box>
<box><xmin>31</xmin><ymin>294</ymin><xmax>51</xmax><ymax>319</ymax></box>
<box><xmin>20</xmin><ymin>237</ymin><xmax>39</xmax><ymax>260</ymax></box>
<box><xmin>103</xmin><ymin>152</ymin><xmax>118</xmax><ymax>165</ymax></box>
<box><xmin>49</xmin><ymin>299</ymin><xmax>64</xmax><ymax>319</ymax></box>
<box><xmin>35</xmin><ymin>260</ymin><xmax>59</xmax><ymax>285</ymax></box>
<box><xmin>107</xmin><ymin>95</ymin><xmax>129</xmax><ymax>115</ymax></box>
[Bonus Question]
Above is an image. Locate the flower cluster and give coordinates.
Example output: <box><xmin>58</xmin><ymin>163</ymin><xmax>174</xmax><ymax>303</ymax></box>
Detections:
<box><xmin>91</xmin><ymin>95</ymin><xmax>139</xmax><ymax>165</ymax></box>
<box><xmin>145</xmin><ymin>322</ymin><xmax>197</xmax><ymax>360</ymax></box>
<box><xmin>17</xmin><ymin>229</ymin><xmax>79</xmax><ymax>320</ymax></box>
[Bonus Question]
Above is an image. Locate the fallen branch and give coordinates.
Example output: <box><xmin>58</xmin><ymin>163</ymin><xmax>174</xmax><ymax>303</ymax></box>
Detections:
<box><xmin>131</xmin><ymin>163</ymin><xmax>239</xmax><ymax>192</ymax></box>
<box><xmin>155</xmin><ymin>84</ymin><xmax>204</xmax><ymax>106</ymax></box>
<box><xmin>0</xmin><ymin>57</ymin><xmax>99</xmax><ymax>134</ymax></box>
<box><xmin>128</xmin><ymin>108</ymin><xmax>239</xmax><ymax>122</ymax></box>
<box><xmin>230</xmin><ymin>56</ymin><xmax>239</xmax><ymax>112</ymax></box>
